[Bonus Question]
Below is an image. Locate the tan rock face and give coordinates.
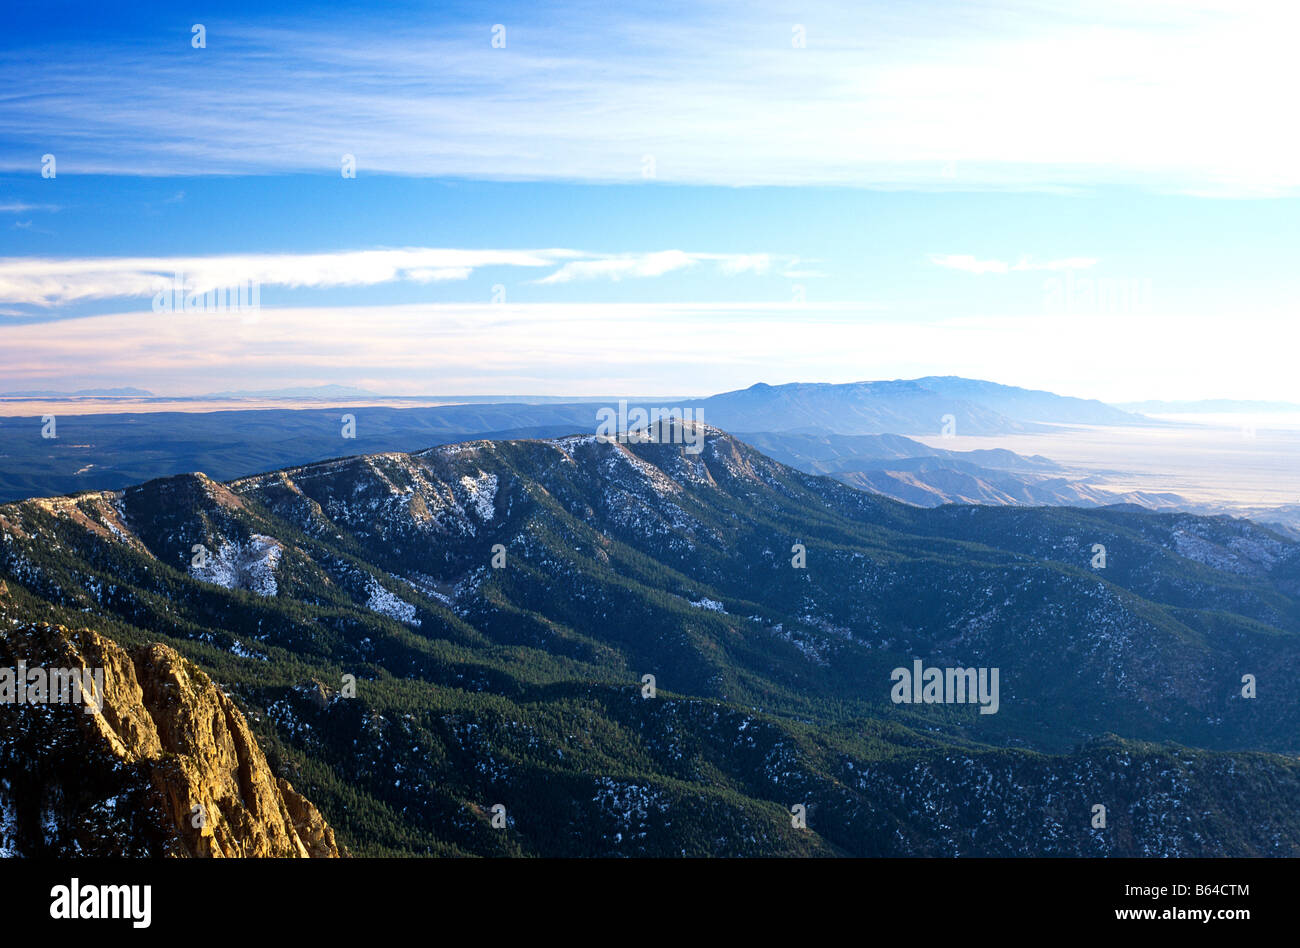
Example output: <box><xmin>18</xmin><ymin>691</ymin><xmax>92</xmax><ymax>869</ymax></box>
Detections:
<box><xmin>0</xmin><ymin>622</ymin><xmax>338</xmax><ymax>858</ymax></box>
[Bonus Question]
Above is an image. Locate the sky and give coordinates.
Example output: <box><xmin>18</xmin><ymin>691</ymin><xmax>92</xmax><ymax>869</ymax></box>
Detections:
<box><xmin>0</xmin><ymin>0</ymin><xmax>1297</xmax><ymax>401</ymax></box>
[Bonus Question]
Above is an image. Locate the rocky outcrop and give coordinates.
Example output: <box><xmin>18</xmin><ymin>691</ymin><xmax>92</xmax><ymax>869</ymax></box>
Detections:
<box><xmin>0</xmin><ymin>621</ymin><xmax>339</xmax><ymax>857</ymax></box>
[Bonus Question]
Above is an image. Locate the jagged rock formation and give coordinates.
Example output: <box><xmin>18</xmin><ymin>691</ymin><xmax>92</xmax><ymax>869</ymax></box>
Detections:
<box><xmin>0</xmin><ymin>621</ymin><xmax>338</xmax><ymax>858</ymax></box>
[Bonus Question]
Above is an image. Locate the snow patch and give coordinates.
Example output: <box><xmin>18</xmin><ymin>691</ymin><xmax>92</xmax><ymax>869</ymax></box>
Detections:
<box><xmin>691</xmin><ymin>598</ymin><xmax>726</xmax><ymax>613</ymax></box>
<box><xmin>365</xmin><ymin>577</ymin><xmax>421</xmax><ymax>626</ymax></box>
<box><xmin>459</xmin><ymin>471</ymin><xmax>498</xmax><ymax>521</ymax></box>
<box><xmin>190</xmin><ymin>534</ymin><xmax>282</xmax><ymax>597</ymax></box>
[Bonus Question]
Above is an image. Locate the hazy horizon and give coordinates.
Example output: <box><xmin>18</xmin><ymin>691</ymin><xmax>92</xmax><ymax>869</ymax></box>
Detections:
<box><xmin>2</xmin><ymin>374</ymin><xmax>1296</xmax><ymax>410</ymax></box>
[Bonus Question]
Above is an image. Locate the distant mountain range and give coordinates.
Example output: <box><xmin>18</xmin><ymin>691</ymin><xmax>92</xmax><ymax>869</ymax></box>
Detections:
<box><xmin>3</xmin><ymin>377</ymin><xmax>1149</xmax><ymax>432</ymax></box>
<box><xmin>899</xmin><ymin>376</ymin><xmax>1148</xmax><ymax>426</ymax></box>
<box><xmin>0</xmin><ymin>376</ymin><xmax>1177</xmax><ymax>510</ymax></box>
<box><xmin>688</xmin><ymin>377</ymin><xmax>1147</xmax><ymax>436</ymax></box>
<box><xmin>21</xmin><ymin>379</ymin><xmax>1297</xmax><ymax>425</ymax></box>
<box><xmin>3</xmin><ymin>425</ymin><xmax>1298</xmax><ymax>856</ymax></box>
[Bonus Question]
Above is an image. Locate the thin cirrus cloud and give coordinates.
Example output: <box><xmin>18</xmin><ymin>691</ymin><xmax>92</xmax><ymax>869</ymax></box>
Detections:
<box><xmin>0</xmin><ymin>2</ymin><xmax>1297</xmax><ymax>194</ymax></box>
<box><xmin>928</xmin><ymin>254</ymin><xmax>1100</xmax><ymax>275</ymax></box>
<box><xmin>536</xmin><ymin>251</ymin><xmax>776</xmax><ymax>284</ymax></box>
<box><xmin>0</xmin><ymin>248</ymin><xmax>779</xmax><ymax>308</ymax></box>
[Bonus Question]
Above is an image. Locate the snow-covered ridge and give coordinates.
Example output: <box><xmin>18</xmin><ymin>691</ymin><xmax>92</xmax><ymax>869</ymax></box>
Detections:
<box><xmin>424</xmin><ymin>440</ymin><xmax>495</xmax><ymax>458</ymax></box>
<box><xmin>604</xmin><ymin>443</ymin><xmax>682</xmax><ymax>496</ymax></box>
<box><xmin>546</xmin><ymin>434</ymin><xmax>602</xmax><ymax>451</ymax></box>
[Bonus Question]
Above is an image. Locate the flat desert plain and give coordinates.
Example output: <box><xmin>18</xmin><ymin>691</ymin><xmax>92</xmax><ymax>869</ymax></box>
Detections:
<box><xmin>913</xmin><ymin>413</ymin><xmax>1300</xmax><ymax>513</ymax></box>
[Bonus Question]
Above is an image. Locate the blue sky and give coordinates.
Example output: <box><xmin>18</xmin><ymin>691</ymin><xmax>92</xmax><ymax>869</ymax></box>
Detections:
<box><xmin>0</xmin><ymin>0</ymin><xmax>1296</xmax><ymax>399</ymax></box>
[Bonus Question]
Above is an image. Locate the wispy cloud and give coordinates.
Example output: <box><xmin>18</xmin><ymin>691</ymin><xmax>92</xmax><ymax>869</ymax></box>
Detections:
<box><xmin>0</xmin><ymin>248</ymin><xmax>562</xmax><ymax>306</ymax></box>
<box><xmin>0</xmin><ymin>248</ymin><xmax>785</xmax><ymax>307</ymax></box>
<box><xmin>0</xmin><ymin>203</ymin><xmax>58</xmax><ymax>214</ymax></box>
<box><xmin>1</xmin><ymin>2</ymin><xmax>1296</xmax><ymax>193</ymax></box>
<box><xmin>536</xmin><ymin>251</ymin><xmax>776</xmax><ymax>284</ymax></box>
<box><xmin>535</xmin><ymin>251</ymin><xmax>699</xmax><ymax>284</ymax></box>
<box><xmin>928</xmin><ymin>254</ymin><xmax>1100</xmax><ymax>274</ymax></box>
<box><xmin>406</xmin><ymin>267</ymin><xmax>474</xmax><ymax>283</ymax></box>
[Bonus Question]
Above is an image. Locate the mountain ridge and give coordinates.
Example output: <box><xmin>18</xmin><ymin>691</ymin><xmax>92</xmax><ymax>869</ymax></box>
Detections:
<box><xmin>0</xmin><ymin>375</ymin><xmax>1152</xmax><ymax>504</ymax></box>
<box><xmin>3</xmin><ymin>424</ymin><xmax>1298</xmax><ymax>855</ymax></box>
